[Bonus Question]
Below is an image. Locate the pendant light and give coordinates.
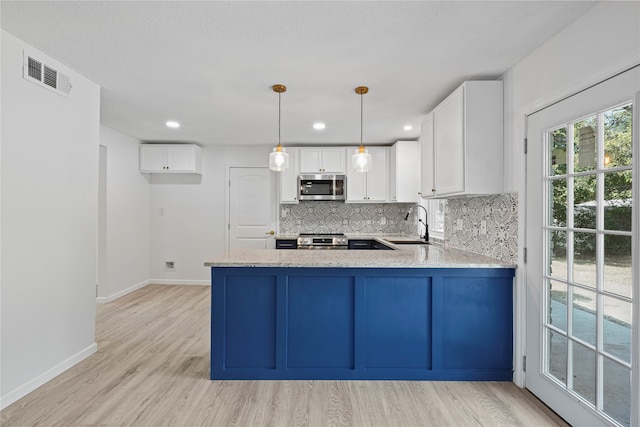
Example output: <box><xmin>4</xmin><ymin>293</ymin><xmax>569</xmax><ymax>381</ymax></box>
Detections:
<box><xmin>352</xmin><ymin>86</ymin><xmax>372</xmax><ymax>172</ymax></box>
<box><xmin>269</xmin><ymin>84</ymin><xmax>289</xmax><ymax>171</ymax></box>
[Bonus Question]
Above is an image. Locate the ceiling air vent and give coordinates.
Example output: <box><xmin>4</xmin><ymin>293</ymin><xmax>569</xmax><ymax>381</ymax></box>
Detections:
<box><xmin>23</xmin><ymin>52</ymin><xmax>72</xmax><ymax>97</ymax></box>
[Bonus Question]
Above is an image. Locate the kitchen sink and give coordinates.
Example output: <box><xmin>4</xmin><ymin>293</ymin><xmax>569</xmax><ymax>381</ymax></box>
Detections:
<box><xmin>385</xmin><ymin>240</ymin><xmax>431</xmax><ymax>245</ymax></box>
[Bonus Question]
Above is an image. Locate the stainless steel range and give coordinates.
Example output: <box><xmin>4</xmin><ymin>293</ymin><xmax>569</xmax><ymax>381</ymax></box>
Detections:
<box><xmin>297</xmin><ymin>233</ymin><xmax>348</xmax><ymax>249</ymax></box>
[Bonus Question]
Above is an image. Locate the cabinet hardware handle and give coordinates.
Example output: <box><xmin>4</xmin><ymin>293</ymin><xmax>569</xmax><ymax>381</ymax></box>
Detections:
<box><xmin>265</xmin><ymin>230</ymin><xmax>275</xmax><ymax>235</ymax></box>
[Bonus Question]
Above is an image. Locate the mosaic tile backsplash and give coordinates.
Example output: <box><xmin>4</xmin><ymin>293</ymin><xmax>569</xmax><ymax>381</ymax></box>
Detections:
<box><xmin>279</xmin><ymin>202</ymin><xmax>418</xmax><ymax>235</ymax></box>
<box><xmin>445</xmin><ymin>193</ymin><xmax>518</xmax><ymax>263</ymax></box>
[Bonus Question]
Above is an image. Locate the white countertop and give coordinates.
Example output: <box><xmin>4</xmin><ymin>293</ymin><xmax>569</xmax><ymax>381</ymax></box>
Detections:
<box><xmin>205</xmin><ymin>235</ymin><xmax>515</xmax><ymax>269</ymax></box>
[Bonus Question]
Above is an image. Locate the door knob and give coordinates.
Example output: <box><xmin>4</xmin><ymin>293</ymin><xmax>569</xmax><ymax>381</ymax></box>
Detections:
<box><xmin>266</xmin><ymin>230</ymin><xmax>275</xmax><ymax>235</ymax></box>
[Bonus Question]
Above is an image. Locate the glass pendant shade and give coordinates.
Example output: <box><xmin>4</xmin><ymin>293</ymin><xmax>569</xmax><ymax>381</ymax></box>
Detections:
<box><xmin>352</xmin><ymin>146</ymin><xmax>371</xmax><ymax>172</ymax></box>
<box><xmin>269</xmin><ymin>145</ymin><xmax>289</xmax><ymax>171</ymax></box>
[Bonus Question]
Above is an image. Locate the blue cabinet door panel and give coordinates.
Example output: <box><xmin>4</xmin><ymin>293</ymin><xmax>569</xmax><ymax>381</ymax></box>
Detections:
<box><xmin>224</xmin><ymin>275</ymin><xmax>277</xmax><ymax>369</ymax></box>
<box><xmin>364</xmin><ymin>277</ymin><xmax>431</xmax><ymax>369</ymax></box>
<box><xmin>287</xmin><ymin>276</ymin><xmax>355</xmax><ymax>368</ymax></box>
<box><xmin>440</xmin><ymin>276</ymin><xmax>513</xmax><ymax>370</ymax></box>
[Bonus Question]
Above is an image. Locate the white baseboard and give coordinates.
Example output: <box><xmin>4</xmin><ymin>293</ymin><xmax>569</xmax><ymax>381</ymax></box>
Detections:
<box><xmin>96</xmin><ymin>279</ymin><xmax>150</xmax><ymax>304</ymax></box>
<box><xmin>0</xmin><ymin>343</ymin><xmax>97</xmax><ymax>410</ymax></box>
<box><xmin>148</xmin><ymin>279</ymin><xmax>210</xmax><ymax>286</ymax></box>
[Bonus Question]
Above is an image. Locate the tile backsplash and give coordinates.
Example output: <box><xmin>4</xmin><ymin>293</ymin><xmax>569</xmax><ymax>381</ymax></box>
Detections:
<box><xmin>279</xmin><ymin>202</ymin><xmax>417</xmax><ymax>235</ymax></box>
<box><xmin>445</xmin><ymin>193</ymin><xmax>518</xmax><ymax>263</ymax></box>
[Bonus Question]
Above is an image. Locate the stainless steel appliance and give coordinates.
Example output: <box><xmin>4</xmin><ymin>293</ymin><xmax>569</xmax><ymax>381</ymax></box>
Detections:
<box><xmin>297</xmin><ymin>233</ymin><xmax>348</xmax><ymax>249</ymax></box>
<box><xmin>298</xmin><ymin>174</ymin><xmax>346</xmax><ymax>201</ymax></box>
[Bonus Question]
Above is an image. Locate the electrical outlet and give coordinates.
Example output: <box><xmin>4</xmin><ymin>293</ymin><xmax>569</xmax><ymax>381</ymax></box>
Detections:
<box><xmin>457</xmin><ymin>219</ymin><xmax>464</xmax><ymax>230</ymax></box>
<box><xmin>480</xmin><ymin>220</ymin><xmax>487</xmax><ymax>235</ymax></box>
<box><xmin>165</xmin><ymin>261</ymin><xmax>175</xmax><ymax>271</ymax></box>
<box><xmin>380</xmin><ymin>217</ymin><xmax>386</xmax><ymax>225</ymax></box>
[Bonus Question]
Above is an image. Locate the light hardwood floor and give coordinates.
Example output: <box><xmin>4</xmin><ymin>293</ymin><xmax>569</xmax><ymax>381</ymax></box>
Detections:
<box><xmin>1</xmin><ymin>284</ymin><xmax>568</xmax><ymax>426</ymax></box>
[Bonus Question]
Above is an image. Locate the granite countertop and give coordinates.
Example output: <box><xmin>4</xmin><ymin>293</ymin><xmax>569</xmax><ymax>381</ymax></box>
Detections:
<box><xmin>205</xmin><ymin>235</ymin><xmax>515</xmax><ymax>269</ymax></box>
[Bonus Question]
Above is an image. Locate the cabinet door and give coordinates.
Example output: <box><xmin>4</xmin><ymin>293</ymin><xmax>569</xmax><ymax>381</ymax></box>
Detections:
<box><xmin>139</xmin><ymin>145</ymin><xmax>166</xmax><ymax>171</ymax></box>
<box><xmin>321</xmin><ymin>148</ymin><xmax>346</xmax><ymax>173</ymax></box>
<box><xmin>365</xmin><ymin>147</ymin><xmax>388</xmax><ymax>202</ymax></box>
<box><xmin>299</xmin><ymin>148</ymin><xmax>322</xmax><ymax>173</ymax></box>
<box><xmin>166</xmin><ymin>145</ymin><xmax>196</xmax><ymax>172</ymax></box>
<box><xmin>346</xmin><ymin>168</ymin><xmax>366</xmax><ymax>201</ymax></box>
<box><xmin>392</xmin><ymin>141</ymin><xmax>419</xmax><ymax>203</ymax></box>
<box><xmin>433</xmin><ymin>87</ymin><xmax>464</xmax><ymax>195</ymax></box>
<box><xmin>388</xmin><ymin>145</ymin><xmax>398</xmax><ymax>202</ymax></box>
<box><xmin>279</xmin><ymin>148</ymin><xmax>300</xmax><ymax>203</ymax></box>
<box><xmin>419</xmin><ymin>115</ymin><xmax>435</xmax><ymax>197</ymax></box>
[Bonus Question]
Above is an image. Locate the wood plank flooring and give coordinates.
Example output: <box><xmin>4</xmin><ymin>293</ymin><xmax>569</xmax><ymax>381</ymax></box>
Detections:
<box><xmin>1</xmin><ymin>284</ymin><xmax>568</xmax><ymax>426</ymax></box>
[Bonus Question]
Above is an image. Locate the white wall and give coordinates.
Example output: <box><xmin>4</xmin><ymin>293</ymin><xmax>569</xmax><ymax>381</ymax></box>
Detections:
<box><xmin>149</xmin><ymin>145</ymin><xmax>270</xmax><ymax>283</ymax></box>
<box><xmin>98</xmin><ymin>126</ymin><xmax>151</xmax><ymax>302</ymax></box>
<box><xmin>500</xmin><ymin>1</ymin><xmax>640</xmax><ymax>387</ymax></box>
<box><xmin>0</xmin><ymin>30</ymin><xmax>101</xmax><ymax>408</ymax></box>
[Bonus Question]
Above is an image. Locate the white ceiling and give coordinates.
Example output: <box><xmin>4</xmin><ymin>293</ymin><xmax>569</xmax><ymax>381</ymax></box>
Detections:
<box><xmin>1</xmin><ymin>1</ymin><xmax>596</xmax><ymax>147</ymax></box>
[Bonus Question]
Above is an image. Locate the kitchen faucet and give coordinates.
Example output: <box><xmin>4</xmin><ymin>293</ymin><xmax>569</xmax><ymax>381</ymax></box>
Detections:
<box><xmin>404</xmin><ymin>204</ymin><xmax>429</xmax><ymax>242</ymax></box>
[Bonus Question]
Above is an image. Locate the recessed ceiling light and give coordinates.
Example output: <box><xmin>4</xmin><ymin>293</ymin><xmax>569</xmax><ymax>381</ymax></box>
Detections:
<box><xmin>313</xmin><ymin>122</ymin><xmax>326</xmax><ymax>130</ymax></box>
<box><xmin>403</xmin><ymin>125</ymin><xmax>413</xmax><ymax>131</ymax></box>
<box><xmin>166</xmin><ymin>120</ymin><xmax>180</xmax><ymax>128</ymax></box>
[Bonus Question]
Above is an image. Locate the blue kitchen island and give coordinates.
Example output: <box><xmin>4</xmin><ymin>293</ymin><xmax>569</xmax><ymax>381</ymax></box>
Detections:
<box><xmin>205</xmin><ymin>241</ymin><xmax>516</xmax><ymax>381</ymax></box>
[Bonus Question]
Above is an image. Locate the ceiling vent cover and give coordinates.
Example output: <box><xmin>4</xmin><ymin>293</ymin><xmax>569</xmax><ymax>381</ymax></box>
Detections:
<box><xmin>23</xmin><ymin>51</ymin><xmax>72</xmax><ymax>97</ymax></box>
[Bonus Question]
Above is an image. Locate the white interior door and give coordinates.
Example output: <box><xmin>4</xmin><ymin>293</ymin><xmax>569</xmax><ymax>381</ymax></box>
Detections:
<box><xmin>526</xmin><ymin>66</ymin><xmax>639</xmax><ymax>427</ymax></box>
<box><xmin>228</xmin><ymin>167</ymin><xmax>276</xmax><ymax>250</ymax></box>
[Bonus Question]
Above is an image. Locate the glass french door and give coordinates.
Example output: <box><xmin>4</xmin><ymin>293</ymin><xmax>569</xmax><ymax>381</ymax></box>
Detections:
<box><xmin>526</xmin><ymin>66</ymin><xmax>639</xmax><ymax>427</ymax></box>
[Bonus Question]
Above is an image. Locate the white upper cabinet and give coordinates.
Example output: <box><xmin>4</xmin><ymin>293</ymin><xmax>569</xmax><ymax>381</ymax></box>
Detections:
<box><xmin>389</xmin><ymin>140</ymin><xmax>420</xmax><ymax>203</ymax></box>
<box><xmin>299</xmin><ymin>147</ymin><xmax>346</xmax><ymax>173</ymax></box>
<box><xmin>419</xmin><ymin>114</ymin><xmax>435</xmax><ymax>197</ymax></box>
<box><xmin>278</xmin><ymin>148</ymin><xmax>300</xmax><ymax>204</ymax></box>
<box><xmin>139</xmin><ymin>144</ymin><xmax>203</xmax><ymax>174</ymax></box>
<box><xmin>420</xmin><ymin>80</ymin><xmax>503</xmax><ymax>198</ymax></box>
<box><xmin>346</xmin><ymin>147</ymin><xmax>388</xmax><ymax>202</ymax></box>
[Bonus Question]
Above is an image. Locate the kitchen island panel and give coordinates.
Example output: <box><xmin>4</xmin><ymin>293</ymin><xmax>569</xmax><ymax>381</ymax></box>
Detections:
<box><xmin>440</xmin><ymin>276</ymin><xmax>513</xmax><ymax>371</ymax></box>
<box><xmin>287</xmin><ymin>275</ymin><xmax>355</xmax><ymax>369</ymax></box>
<box><xmin>211</xmin><ymin>267</ymin><xmax>515</xmax><ymax>381</ymax></box>
<box><xmin>364</xmin><ymin>277</ymin><xmax>431</xmax><ymax>369</ymax></box>
<box><xmin>220</xmin><ymin>274</ymin><xmax>277</xmax><ymax>369</ymax></box>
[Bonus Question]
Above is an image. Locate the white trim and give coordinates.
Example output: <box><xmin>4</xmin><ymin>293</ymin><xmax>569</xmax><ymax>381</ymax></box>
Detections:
<box><xmin>95</xmin><ymin>279</ymin><xmax>150</xmax><ymax>304</ymax></box>
<box><xmin>0</xmin><ymin>343</ymin><xmax>97</xmax><ymax>410</ymax></box>
<box><xmin>148</xmin><ymin>279</ymin><xmax>210</xmax><ymax>286</ymax></box>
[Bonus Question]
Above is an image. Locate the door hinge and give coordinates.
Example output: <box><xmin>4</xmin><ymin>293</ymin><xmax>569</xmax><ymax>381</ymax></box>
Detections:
<box><xmin>228</xmin><ymin>223</ymin><xmax>230</xmax><ymax>230</ymax></box>
<box><xmin>524</xmin><ymin>138</ymin><xmax>528</xmax><ymax>154</ymax></box>
<box><xmin>523</xmin><ymin>355</ymin><xmax>527</xmax><ymax>372</ymax></box>
<box><xmin>523</xmin><ymin>247</ymin><xmax>527</xmax><ymax>264</ymax></box>
<box><xmin>228</xmin><ymin>180</ymin><xmax>231</xmax><ymax>187</ymax></box>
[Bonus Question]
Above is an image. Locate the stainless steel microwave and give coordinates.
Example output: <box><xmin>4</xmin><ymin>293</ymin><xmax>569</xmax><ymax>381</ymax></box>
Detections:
<box><xmin>298</xmin><ymin>174</ymin><xmax>346</xmax><ymax>201</ymax></box>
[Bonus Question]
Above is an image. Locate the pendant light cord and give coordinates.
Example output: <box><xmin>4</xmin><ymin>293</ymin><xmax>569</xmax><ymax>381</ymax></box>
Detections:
<box><xmin>278</xmin><ymin>91</ymin><xmax>282</xmax><ymax>147</ymax></box>
<box><xmin>360</xmin><ymin>92</ymin><xmax>363</xmax><ymax>146</ymax></box>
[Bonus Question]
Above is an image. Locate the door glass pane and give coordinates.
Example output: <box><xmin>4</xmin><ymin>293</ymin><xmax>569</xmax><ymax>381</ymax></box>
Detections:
<box><xmin>574</xmin><ymin>116</ymin><xmax>597</xmax><ymax>172</ymax></box>
<box><xmin>603</xmin><ymin>358</ymin><xmax>631</xmax><ymax>427</ymax></box>
<box><xmin>571</xmin><ymin>342</ymin><xmax>596</xmax><ymax>405</ymax></box>
<box><xmin>604</xmin><ymin>170</ymin><xmax>632</xmax><ymax>232</ymax></box>
<box><xmin>550</xmin><ymin>179</ymin><xmax>567</xmax><ymax>227</ymax></box>
<box><xmin>550</xmin><ymin>127</ymin><xmax>568</xmax><ymax>176</ymax></box>
<box><xmin>604</xmin><ymin>236</ymin><xmax>632</xmax><ymax>298</ymax></box>
<box><xmin>572</xmin><ymin>288</ymin><xmax>596</xmax><ymax>346</ymax></box>
<box><xmin>573</xmin><ymin>175</ymin><xmax>597</xmax><ymax>229</ymax></box>
<box><xmin>573</xmin><ymin>232</ymin><xmax>596</xmax><ymax>288</ymax></box>
<box><xmin>549</xmin><ymin>280</ymin><xmax>567</xmax><ymax>332</ymax></box>
<box><xmin>604</xmin><ymin>104</ymin><xmax>633</xmax><ymax>169</ymax></box>
<box><xmin>603</xmin><ymin>297</ymin><xmax>631</xmax><ymax>364</ymax></box>
<box><xmin>549</xmin><ymin>230</ymin><xmax>567</xmax><ymax>280</ymax></box>
<box><xmin>548</xmin><ymin>330</ymin><xmax>567</xmax><ymax>385</ymax></box>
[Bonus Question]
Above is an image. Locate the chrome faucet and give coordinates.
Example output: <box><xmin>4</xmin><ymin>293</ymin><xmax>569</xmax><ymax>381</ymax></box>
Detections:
<box><xmin>404</xmin><ymin>204</ymin><xmax>429</xmax><ymax>242</ymax></box>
